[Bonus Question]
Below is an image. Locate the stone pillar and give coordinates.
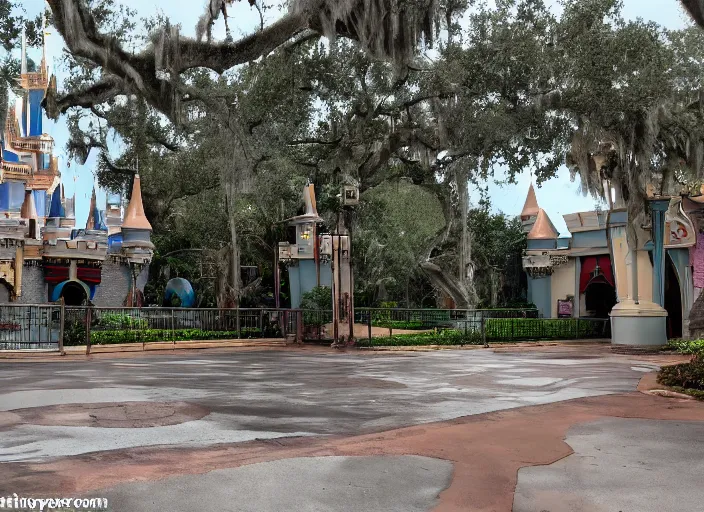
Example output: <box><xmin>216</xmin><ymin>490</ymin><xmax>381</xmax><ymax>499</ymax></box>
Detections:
<box><xmin>608</xmin><ymin>209</ymin><xmax>667</xmax><ymax>346</ymax></box>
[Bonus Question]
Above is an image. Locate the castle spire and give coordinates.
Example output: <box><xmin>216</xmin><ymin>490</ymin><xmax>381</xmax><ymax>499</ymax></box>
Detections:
<box><xmin>521</xmin><ymin>183</ymin><xmax>539</xmax><ymax>220</ymax></box>
<box><xmin>122</xmin><ymin>174</ymin><xmax>152</xmax><ymax>231</ymax></box>
<box><xmin>527</xmin><ymin>209</ymin><xmax>559</xmax><ymax>240</ymax></box>
<box><xmin>85</xmin><ymin>188</ymin><xmax>97</xmax><ymax>230</ymax></box>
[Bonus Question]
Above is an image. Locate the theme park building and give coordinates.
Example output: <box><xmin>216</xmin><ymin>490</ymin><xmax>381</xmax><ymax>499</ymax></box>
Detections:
<box><xmin>521</xmin><ymin>182</ymin><xmax>703</xmax><ymax>344</ymax></box>
<box><xmin>0</xmin><ymin>33</ymin><xmax>153</xmax><ymax>306</ymax></box>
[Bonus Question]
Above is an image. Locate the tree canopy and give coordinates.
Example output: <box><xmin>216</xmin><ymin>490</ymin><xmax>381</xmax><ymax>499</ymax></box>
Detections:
<box><xmin>36</xmin><ymin>0</ymin><xmax>704</xmax><ymax>308</ymax></box>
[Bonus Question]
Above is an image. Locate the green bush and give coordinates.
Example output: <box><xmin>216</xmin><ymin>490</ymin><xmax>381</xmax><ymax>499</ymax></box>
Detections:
<box><xmin>657</xmin><ymin>355</ymin><xmax>704</xmax><ymax>391</ymax></box>
<box><xmin>666</xmin><ymin>339</ymin><xmax>704</xmax><ymax>355</ymax></box>
<box><xmin>63</xmin><ymin>319</ymin><xmax>87</xmax><ymax>346</ymax></box>
<box><xmin>358</xmin><ymin>329</ymin><xmax>483</xmax><ymax>347</ymax></box>
<box><xmin>485</xmin><ymin>318</ymin><xmax>606</xmax><ymax>340</ymax></box>
<box><xmin>96</xmin><ymin>313</ymin><xmax>148</xmax><ymax>330</ymax></box>
<box><xmin>371</xmin><ymin>320</ymin><xmax>424</xmax><ymax>330</ymax></box>
<box><xmin>89</xmin><ymin>327</ymin><xmax>262</xmax><ymax>345</ymax></box>
<box><xmin>300</xmin><ymin>287</ymin><xmax>332</xmax><ymax>326</ymax></box>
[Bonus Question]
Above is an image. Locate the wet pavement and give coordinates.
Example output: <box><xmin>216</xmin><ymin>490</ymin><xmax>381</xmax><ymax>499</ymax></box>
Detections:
<box><xmin>0</xmin><ymin>347</ymin><xmax>652</xmax><ymax>461</ymax></box>
<box><xmin>0</xmin><ymin>345</ymin><xmax>702</xmax><ymax>512</ymax></box>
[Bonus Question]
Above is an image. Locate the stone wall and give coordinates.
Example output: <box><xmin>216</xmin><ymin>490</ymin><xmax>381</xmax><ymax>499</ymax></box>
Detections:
<box><xmin>92</xmin><ymin>260</ymin><xmax>132</xmax><ymax>307</ymax></box>
<box><xmin>16</xmin><ymin>265</ymin><xmax>47</xmax><ymax>304</ymax></box>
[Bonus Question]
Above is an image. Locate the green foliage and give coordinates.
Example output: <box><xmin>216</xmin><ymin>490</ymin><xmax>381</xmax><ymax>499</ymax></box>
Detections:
<box><xmin>666</xmin><ymin>339</ymin><xmax>704</xmax><ymax>355</ymax></box>
<box><xmin>358</xmin><ymin>329</ymin><xmax>483</xmax><ymax>347</ymax></box>
<box><xmin>63</xmin><ymin>320</ymin><xmax>86</xmax><ymax>346</ymax></box>
<box><xmin>658</xmin><ymin>355</ymin><xmax>704</xmax><ymax>392</ymax></box>
<box><xmin>300</xmin><ymin>287</ymin><xmax>333</xmax><ymax>326</ymax></box>
<box><xmin>354</xmin><ymin>182</ymin><xmax>445</xmax><ymax>306</ymax></box>
<box><xmin>89</xmin><ymin>328</ymin><xmax>262</xmax><ymax>345</ymax></box>
<box><xmin>96</xmin><ymin>313</ymin><xmax>147</xmax><ymax>330</ymax></box>
<box><xmin>371</xmin><ymin>320</ymin><xmax>424</xmax><ymax>330</ymax></box>
<box><xmin>485</xmin><ymin>318</ymin><xmax>607</xmax><ymax>341</ymax></box>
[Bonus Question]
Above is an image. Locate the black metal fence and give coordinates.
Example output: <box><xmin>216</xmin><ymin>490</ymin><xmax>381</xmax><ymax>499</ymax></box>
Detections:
<box><xmin>62</xmin><ymin>307</ymin><xmax>301</xmax><ymax>347</ymax></box>
<box><xmin>0</xmin><ymin>304</ymin><xmax>63</xmax><ymax>351</ymax></box>
<box><xmin>0</xmin><ymin>303</ymin><xmax>610</xmax><ymax>352</ymax></box>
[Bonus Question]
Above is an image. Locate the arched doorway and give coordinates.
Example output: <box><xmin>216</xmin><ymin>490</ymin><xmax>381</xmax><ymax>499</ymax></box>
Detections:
<box><xmin>584</xmin><ymin>282</ymin><xmax>617</xmax><ymax>318</ymax></box>
<box><xmin>60</xmin><ymin>281</ymin><xmax>88</xmax><ymax>306</ymax></box>
<box><xmin>664</xmin><ymin>255</ymin><xmax>683</xmax><ymax>339</ymax></box>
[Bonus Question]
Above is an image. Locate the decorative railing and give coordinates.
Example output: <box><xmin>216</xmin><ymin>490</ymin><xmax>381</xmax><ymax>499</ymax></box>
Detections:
<box><xmin>12</xmin><ymin>137</ymin><xmax>54</xmax><ymax>153</ymax></box>
<box><xmin>0</xmin><ymin>160</ymin><xmax>33</xmax><ymax>176</ymax></box>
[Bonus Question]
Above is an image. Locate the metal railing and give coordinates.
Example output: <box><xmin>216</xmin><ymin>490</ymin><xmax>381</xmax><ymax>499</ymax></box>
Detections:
<box><xmin>0</xmin><ymin>303</ymin><xmax>610</xmax><ymax>352</ymax></box>
<box><xmin>350</xmin><ymin>308</ymin><xmax>609</xmax><ymax>347</ymax></box>
<box><xmin>62</xmin><ymin>307</ymin><xmax>301</xmax><ymax>349</ymax></box>
<box><xmin>0</xmin><ymin>304</ymin><xmax>63</xmax><ymax>351</ymax></box>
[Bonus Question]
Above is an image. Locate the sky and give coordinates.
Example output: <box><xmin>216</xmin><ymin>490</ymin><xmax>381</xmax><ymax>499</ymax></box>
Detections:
<box><xmin>19</xmin><ymin>0</ymin><xmax>692</xmax><ymax>233</ymax></box>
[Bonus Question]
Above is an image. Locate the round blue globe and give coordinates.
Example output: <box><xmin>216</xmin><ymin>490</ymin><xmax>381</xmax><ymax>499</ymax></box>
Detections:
<box><xmin>164</xmin><ymin>278</ymin><xmax>196</xmax><ymax>308</ymax></box>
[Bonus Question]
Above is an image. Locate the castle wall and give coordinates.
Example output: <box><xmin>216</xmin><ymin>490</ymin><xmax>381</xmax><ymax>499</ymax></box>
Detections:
<box><xmin>550</xmin><ymin>259</ymin><xmax>576</xmax><ymax>318</ymax></box>
<box><xmin>16</xmin><ymin>265</ymin><xmax>46</xmax><ymax>304</ymax></box>
<box><xmin>528</xmin><ymin>275</ymin><xmax>551</xmax><ymax>318</ymax></box>
<box><xmin>92</xmin><ymin>260</ymin><xmax>131</xmax><ymax>307</ymax></box>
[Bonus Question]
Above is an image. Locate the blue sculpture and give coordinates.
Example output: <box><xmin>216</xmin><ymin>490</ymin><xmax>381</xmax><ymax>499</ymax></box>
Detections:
<box><xmin>164</xmin><ymin>278</ymin><xmax>196</xmax><ymax>308</ymax></box>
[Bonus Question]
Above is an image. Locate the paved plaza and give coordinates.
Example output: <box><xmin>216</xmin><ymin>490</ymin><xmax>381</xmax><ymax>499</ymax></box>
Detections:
<box><xmin>0</xmin><ymin>345</ymin><xmax>702</xmax><ymax>511</ymax></box>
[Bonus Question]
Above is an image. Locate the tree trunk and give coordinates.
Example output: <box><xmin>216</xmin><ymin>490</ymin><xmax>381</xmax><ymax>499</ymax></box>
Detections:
<box><xmin>455</xmin><ymin>167</ymin><xmax>477</xmax><ymax>308</ymax></box>
<box><xmin>222</xmin><ymin>181</ymin><xmax>242</xmax><ymax>308</ymax></box>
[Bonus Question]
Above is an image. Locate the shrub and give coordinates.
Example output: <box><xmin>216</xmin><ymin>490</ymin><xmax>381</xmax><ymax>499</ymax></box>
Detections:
<box><xmin>358</xmin><ymin>329</ymin><xmax>483</xmax><ymax>347</ymax></box>
<box><xmin>300</xmin><ymin>287</ymin><xmax>332</xmax><ymax>326</ymax></box>
<box><xmin>657</xmin><ymin>355</ymin><xmax>704</xmax><ymax>391</ymax></box>
<box><xmin>89</xmin><ymin>327</ymin><xmax>263</xmax><ymax>345</ymax></box>
<box><xmin>96</xmin><ymin>313</ymin><xmax>148</xmax><ymax>330</ymax></box>
<box><xmin>666</xmin><ymin>339</ymin><xmax>704</xmax><ymax>355</ymax></box>
<box><xmin>371</xmin><ymin>320</ymin><xmax>424</xmax><ymax>330</ymax></box>
<box><xmin>63</xmin><ymin>319</ymin><xmax>87</xmax><ymax>346</ymax></box>
<box><xmin>485</xmin><ymin>318</ymin><xmax>606</xmax><ymax>341</ymax></box>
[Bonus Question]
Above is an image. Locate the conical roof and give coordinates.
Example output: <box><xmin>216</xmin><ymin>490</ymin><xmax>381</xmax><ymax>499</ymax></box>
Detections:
<box><xmin>521</xmin><ymin>183</ymin><xmax>539</xmax><ymax>219</ymax></box>
<box><xmin>122</xmin><ymin>174</ymin><xmax>152</xmax><ymax>231</ymax></box>
<box><xmin>527</xmin><ymin>209</ymin><xmax>559</xmax><ymax>240</ymax></box>
<box><xmin>49</xmin><ymin>187</ymin><xmax>65</xmax><ymax>218</ymax></box>
<box><xmin>20</xmin><ymin>190</ymin><xmax>37</xmax><ymax>220</ymax></box>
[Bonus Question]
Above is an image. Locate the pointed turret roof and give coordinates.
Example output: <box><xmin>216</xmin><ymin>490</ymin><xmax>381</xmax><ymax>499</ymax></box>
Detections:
<box><xmin>527</xmin><ymin>209</ymin><xmax>559</xmax><ymax>240</ymax></box>
<box><xmin>85</xmin><ymin>189</ymin><xmax>97</xmax><ymax>230</ymax></box>
<box><xmin>521</xmin><ymin>183</ymin><xmax>539</xmax><ymax>219</ymax></box>
<box><xmin>49</xmin><ymin>187</ymin><xmax>65</xmax><ymax>218</ymax></box>
<box><xmin>122</xmin><ymin>174</ymin><xmax>152</xmax><ymax>231</ymax></box>
<box><xmin>20</xmin><ymin>190</ymin><xmax>37</xmax><ymax>220</ymax></box>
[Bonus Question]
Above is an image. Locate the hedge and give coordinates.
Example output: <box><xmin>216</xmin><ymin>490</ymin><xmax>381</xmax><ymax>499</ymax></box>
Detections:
<box><xmin>66</xmin><ymin>328</ymin><xmax>263</xmax><ymax>346</ymax></box>
<box><xmin>485</xmin><ymin>318</ymin><xmax>607</xmax><ymax>341</ymax></box>
<box><xmin>357</xmin><ymin>329</ymin><xmax>483</xmax><ymax>347</ymax></box>
<box><xmin>371</xmin><ymin>320</ymin><xmax>424</xmax><ymax>330</ymax></box>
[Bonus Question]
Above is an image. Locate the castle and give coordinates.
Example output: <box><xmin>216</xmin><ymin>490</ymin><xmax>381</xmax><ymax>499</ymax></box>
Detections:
<box><xmin>521</xmin><ymin>182</ymin><xmax>703</xmax><ymax>344</ymax></box>
<box><xmin>0</xmin><ymin>30</ymin><xmax>153</xmax><ymax>306</ymax></box>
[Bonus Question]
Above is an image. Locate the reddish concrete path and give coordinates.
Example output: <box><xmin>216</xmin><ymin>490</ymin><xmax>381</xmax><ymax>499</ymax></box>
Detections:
<box><xmin>2</xmin><ymin>391</ymin><xmax>703</xmax><ymax>511</ymax></box>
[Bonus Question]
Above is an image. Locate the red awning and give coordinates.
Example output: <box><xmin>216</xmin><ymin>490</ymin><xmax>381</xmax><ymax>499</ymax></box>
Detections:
<box><xmin>580</xmin><ymin>256</ymin><xmax>615</xmax><ymax>294</ymax></box>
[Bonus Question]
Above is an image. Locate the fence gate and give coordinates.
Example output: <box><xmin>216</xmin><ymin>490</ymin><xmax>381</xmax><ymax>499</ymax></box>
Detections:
<box><xmin>0</xmin><ymin>304</ymin><xmax>63</xmax><ymax>351</ymax></box>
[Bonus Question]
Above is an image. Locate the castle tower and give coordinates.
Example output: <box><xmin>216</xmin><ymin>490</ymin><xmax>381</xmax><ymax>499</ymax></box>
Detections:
<box><xmin>521</xmin><ymin>183</ymin><xmax>540</xmax><ymax>233</ymax></box>
<box><xmin>527</xmin><ymin>209</ymin><xmax>559</xmax><ymax>241</ymax></box>
<box><xmin>120</xmin><ymin>174</ymin><xmax>153</xmax><ymax>262</ymax></box>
